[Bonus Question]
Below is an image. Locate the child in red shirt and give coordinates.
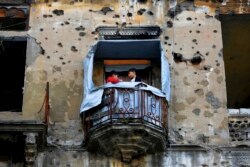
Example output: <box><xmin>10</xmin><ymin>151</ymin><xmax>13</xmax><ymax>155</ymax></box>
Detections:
<box><xmin>106</xmin><ymin>71</ymin><xmax>120</xmax><ymax>84</ymax></box>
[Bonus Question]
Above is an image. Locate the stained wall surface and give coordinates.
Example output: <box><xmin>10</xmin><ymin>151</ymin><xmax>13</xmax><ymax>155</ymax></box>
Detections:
<box><xmin>0</xmin><ymin>0</ymin><xmax>236</xmax><ymax>166</ymax></box>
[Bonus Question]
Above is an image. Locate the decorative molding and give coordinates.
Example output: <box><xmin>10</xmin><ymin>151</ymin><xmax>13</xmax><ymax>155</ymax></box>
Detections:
<box><xmin>24</xmin><ymin>132</ymin><xmax>38</xmax><ymax>167</ymax></box>
<box><xmin>96</xmin><ymin>26</ymin><xmax>161</xmax><ymax>40</ymax></box>
<box><xmin>0</xmin><ymin>122</ymin><xmax>47</xmax><ymax>150</ymax></box>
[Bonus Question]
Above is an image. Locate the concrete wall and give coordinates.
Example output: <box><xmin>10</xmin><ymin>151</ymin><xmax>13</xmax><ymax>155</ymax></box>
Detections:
<box><xmin>164</xmin><ymin>10</ymin><xmax>229</xmax><ymax>145</ymax></box>
<box><xmin>37</xmin><ymin>148</ymin><xmax>246</xmax><ymax>167</ymax></box>
<box><xmin>19</xmin><ymin>0</ymin><xmax>229</xmax><ymax>146</ymax></box>
<box><xmin>0</xmin><ymin>0</ymin><xmax>235</xmax><ymax>165</ymax></box>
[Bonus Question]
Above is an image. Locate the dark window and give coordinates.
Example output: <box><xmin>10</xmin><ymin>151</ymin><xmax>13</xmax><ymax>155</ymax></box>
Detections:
<box><xmin>0</xmin><ymin>39</ymin><xmax>27</xmax><ymax>112</ymax></box>
<box><xmin>220</xmin><ymin>14</ymin><xmax>250</xmax><ymax>108</ymax></box>
<box><xmin>0</xmin><ymin>3</ymin><xmax>29</xmax><ymax>31</ymax></box>
<box><xmin>0</xmin><ymin>132</ymin><xmax>25</xmax><ymax>165</ymax></box>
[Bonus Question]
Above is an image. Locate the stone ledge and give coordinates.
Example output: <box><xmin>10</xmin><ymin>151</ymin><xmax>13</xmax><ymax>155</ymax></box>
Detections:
<box><xmin>86</xmin><ymin>124</ymin><xmax>167</xmax><ymax>162</ymax></box>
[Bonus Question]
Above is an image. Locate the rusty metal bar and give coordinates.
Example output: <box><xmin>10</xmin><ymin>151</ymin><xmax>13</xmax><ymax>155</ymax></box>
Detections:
<box><xmin>44</xmin><ymin>82</ymin><xmax>50</xmax><ymax>125</ymax></box>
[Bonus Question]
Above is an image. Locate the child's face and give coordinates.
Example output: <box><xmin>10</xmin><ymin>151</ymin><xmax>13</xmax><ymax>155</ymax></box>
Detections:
<box><xmin>113</xmin><ymin>74</ymin><xmax>118</xmax><ymax>78</ymax></box>
<box><xmin>128</xmin><ymin>71</ymin><xmax>135</xmax><ymax>79</ymax></box>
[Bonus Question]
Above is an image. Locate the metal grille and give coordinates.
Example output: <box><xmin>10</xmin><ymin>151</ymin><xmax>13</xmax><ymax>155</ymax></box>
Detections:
<box><xmin>84</xmin><ymin>87</ymin><xmax>168</xmax><ymax>133</ymax></box>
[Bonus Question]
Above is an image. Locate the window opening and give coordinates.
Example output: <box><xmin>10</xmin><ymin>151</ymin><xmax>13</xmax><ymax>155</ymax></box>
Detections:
<box><xmin>220</xmin><ymin>14</ymin><xmax>250</xmax><ymax>109</ymax></box>
<box><xmin>0</xmin><ymin>39</ymin><xmax>27</xmax><ymax>112</ymax></box>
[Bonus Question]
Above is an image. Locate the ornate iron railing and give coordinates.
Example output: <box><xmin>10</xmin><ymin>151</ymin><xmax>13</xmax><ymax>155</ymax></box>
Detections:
<box><xmin>84</xmin><ymin>87</ymin><xmax>168</xmax><ymax>133</ymax></box>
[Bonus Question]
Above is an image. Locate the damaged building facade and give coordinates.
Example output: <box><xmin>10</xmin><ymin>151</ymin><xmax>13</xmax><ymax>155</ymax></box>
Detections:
<box><xmin>0</xmin><ymin>0</ymin><xmax>250</xmax><ymax>166</ymax></box>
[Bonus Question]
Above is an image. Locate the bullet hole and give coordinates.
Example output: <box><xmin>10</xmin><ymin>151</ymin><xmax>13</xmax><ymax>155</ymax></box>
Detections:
<box><xmin>172</xmin><ymin>52</ymin><xmax>184</xmax><ymax>63</ymax></box>
<box><xmin>205</xmin><ymin>15</ymin><xmax>213</xmax><ymax>19</ymax></box>
<box><xmin>180</xmin><ymin>48</ymin><xmax>182</xmax><ymax>50</ymax></box>
<box><xmin>91</xmin><ymin>31</ymin><xmax>96</xmax><ymax>35</ymax></box>
<box><xmin>47</xmin><ymin>56</ymin><xmax>50</xmax><ymax>59</ymax></box>
<box><xmin>75</xmin><ymin>26</ymin><xmax>85</xmax><ymax>31</ymax></box>
<box><xmin>127</xmin><ymin>12</ymin><xmax>133</xmax><ymax>17</ymax></box>
<box><xmin>194</xmin><ymin>72</ymin><xmax>197</xmax><ymax>74</ymax></box>
<box><xmin>218</xmin><ymin>52</ymin><xmax>223</xmax><ymax>57</ymax></box>
<box><xmin>102</xmin><ymin>20</ymin><xmax>106</xmax><ymax>23</ymax></box>
<box><xmin>62</xmin><ymin>62</ymin><xmax>66</xmax><ymax>65</ymax></box>
<box><xmin>64</xmin><ymin>21</ymin><xmax>70</xmax><ymax>25</ymax></box>
<box><xmin>52</xmin><ymin>9</ymin><xmax>64</xmax><ymax>16</ymax></box>
<box><xmin>40</xmin><ymin>47</ymin><xmax>45</xmax><ymax>55</ymax></box>
<box><xmin>205</xmin><ymin>52</ymin><xmax>209</xmax><ymax>56</ymax></box>
<box><xmin>189</xmin><ymin>30</ymin><xmax>192</xmax><ymax>33</ymax></box>
<box><xmin>191</xmin><ymin>52</ymin><xmax>204</xmax><ymax>65</ymax></box>
<box><xmin>115</xmin><ymin>22</ymin><xmax>119</xmax><ymax>25</ymax></box>
<box><xmin>61</xmin><ymin>23</ymin><xmax>64</xmax><ymax>26</ymax></box>
<box><xmin>68</xmin><ymin>60</ymin><xmax>71</xmax><ymax>63</ymax></box>
<box><xmin>57</xmin><ymin>43</ymin><xmax>63</xmax><ymax>47</ymax></box>
<box><xmin>196</xmin><ymin>30</ymin><xmax>200</xmax><ymax>33</ymax></box>
<box><xmin>45</xmin><ymin>37</ymin><xmax>48</xmax><ymax>40</ymax></box>
<box><xmin>79</xmin><ymin>32</ymin><xmax>86</xmax><ymax>37</ymax></box>
<box><xmin>164</xmin><ymin>42</ymin><xmax>167</xmax><ymax>45</ymax></box>
<box><xmin>59</xmin><ymin>57</ymin><xmax>63</xmax><ymax>60</ymax></box>
<box><xmin>43</xmin><ymin>14</ymin><xmax>53</xmax><ymax>18</ymax></box>
<box><xmin>40</xmin><ymin>28</ymin><xmax>44</xmax><ymax>31</ymax></box>
<box><xmin>212</xmin><ymin>44</ymin><xmax>216</xmax><ymax>48</ymax></box>
<box><xmin>175</xmin><ymin>43</ymin><xmax>177</xmax><ymax>45</ymax></box>
<box><xmin>203</xmin><ymin>65</ymin><xmax>211</xmax><ymax>71</ymax></box>
<box><xmin>192</xmin><ymin>47</ymin><xmax>194</xmax><ymax>49</ymax></box>
<box><xmin>147</xmin><ymin>11</ymin><xmax>154</xmax><ymax>16</ymax></box>
<box><xmin>198</xmin><ymin>24</ymin><xmax>201</xmax><ymax>26</ymax></box>
<box><xmin>168</xmin><ymin>44</ymin><xmax>171</xmax><ymax>46</ymax></box>
<box><xmin>164</xmin><ymin>36</ymin><xmax>169</xmax><ymax>40</ymax></box>
<box><xmin>99</xmin><ymin>7</ymin><xmax>114</xmax><ymax>15</ymax></box>
<box><xmin>213</xmin><ymin>30</ymin><xmax>217</xmax><ymax>33</ymax></box>
<box><xmin>186</xmin><ymin>17</ymin><xmax>192</xmax><ymax>21</ymax></box>
<box><xmin>167</xmin><ymin>6</ymin><xmax>182</xmax><ymax>19</ymax></box>
<box><xmin>192</xmin><ymin>39</ymin><xmax>197</xmax><ymax>45</ymax></box>
<box><xmin>195</xmin><ymin>18</ymin><xmax>197</xmax><ymax>20</ymax></box>
<box><xmin>113</xmin><ymin>14</ymin><xmax>120</xmax><ymax>18</ymax></box>
<box><xmin>167</xmin><ymin>21</ymin><xmax>173</xmax><ymax>28</ymax></box>
<box><xmin>71</xmin><ymin>46</ymin><xmax>78</xmax><ymax>52</ymax></box>
<box><xmin>137</xmin><ymin>8</ymin><xmax>146</xmax><ymax>15</ymax></box>
<box><xmin>73</xmin><ymin>153</ymin><xmax>77</xmax><ymax>158</ymax></box>
<box><xmin>78</xmin><ymin>38</ymin><xmax>81</xmax><ymax>41</ymax></box>
<box><xmin>89</xmin><ymin>9</ymin><xmax>93</xmax><ymax>12</ymax></box>
<box><xmin>216</xmin><ymin>63</ymin><xmax>220</xmax><ymax>66</ymax></box>
<box><xmin>122</xmin><ymin>22</ymin><xmax>126</xmax><ymax>27</ymax></box>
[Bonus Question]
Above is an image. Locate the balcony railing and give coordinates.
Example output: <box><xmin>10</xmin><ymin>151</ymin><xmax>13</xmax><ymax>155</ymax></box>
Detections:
<box><xmin>84</xmin><ymin>86</ymin><xmax>168</xmax><ymax>134</ymax></box>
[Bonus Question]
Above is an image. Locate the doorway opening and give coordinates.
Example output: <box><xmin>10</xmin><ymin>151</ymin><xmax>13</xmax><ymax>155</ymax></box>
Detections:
<box><xmin>0</xmin><ymin>39</ymin><xmax>27</xmax><ymax>112</ymax></box>
<box><xmin>220</xmin><ymin>14</ymin><xmax>250</xmax><ymax>109</ymax></box>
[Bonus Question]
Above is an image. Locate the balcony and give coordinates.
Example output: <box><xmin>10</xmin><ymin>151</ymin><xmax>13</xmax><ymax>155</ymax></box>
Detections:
<box><xmin>83</xmin><ymin>84</ymin><xmax>168</xmax><ymax>162</ymax></box>
<box><xmin>80</xmin><ymin>39</ymin><xmax>170</xmax><ymax>162</ymax></box>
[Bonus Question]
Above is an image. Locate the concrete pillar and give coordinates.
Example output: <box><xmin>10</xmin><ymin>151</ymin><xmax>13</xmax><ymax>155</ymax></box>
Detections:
<box><xmin>24</xmin><ymin>132</ymin><xmax>38</xmax><ymax>167</ymax></box>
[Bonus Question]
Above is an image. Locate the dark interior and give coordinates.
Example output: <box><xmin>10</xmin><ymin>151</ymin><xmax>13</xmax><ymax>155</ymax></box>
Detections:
<box><xmin>0</xmin><ymin>18</ymin><xmax>28</xmax><ymax>31</ymax></box>
<box><xmin>0</xmin><ymin>7</ymin><xmax>29</xmax><ymax>31</ymax></box>
<box><xmin>95</xmin><ymin>40</ymin><xmax>161</xmax><ymax>60</ymax></box>
<box><xmin>0</xmin><ymin>133</ymin><xmax>25</xmax><ymax>164</ymax></box>
<box><xmin>0</xmin><ymin>40</ymin><xmax>27</xmax><ymax>112</ymax></box>
<box><xmin>220</xmin><ymin>14</ymin><xmax>250</xmax><ymax>108</ymax></box>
